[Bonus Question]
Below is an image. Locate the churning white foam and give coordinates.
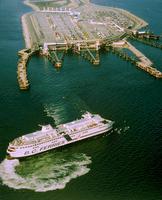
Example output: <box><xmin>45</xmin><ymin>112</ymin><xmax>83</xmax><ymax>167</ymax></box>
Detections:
<box><xmin>114</xmin><ymin>126</ymin><xmax>130</xmax><ymax>135</ymax></box>
<box><xmin>43</xmin><ymin>94</ymin><xmax>91</xmax><ymax>125</ymax></box>
<box><xmin>0</xmin><ymin>152</ymin><xmax>91</xmax><ymax>192</ymax></box>
<box><xmin>44</xmin><ymin>103</ymin><xmax>67</xmax><ymax>125</ymax></box>
<box><xmin>0</xmin><ymin>159</ymin><xmax>27</xmax><ymax>189</ymax></box>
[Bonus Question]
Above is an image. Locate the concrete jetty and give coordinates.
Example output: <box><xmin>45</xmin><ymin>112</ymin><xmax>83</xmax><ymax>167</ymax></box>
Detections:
<box><xmin>126</xmin><ymin>41</ymin><xmax>162</xmax><ymax>78</ymax></box>
<box><xmin>131</xmin><ymin>36</ymin><xmax>162</xmax><ymax>49</ymax></box>
<box><xmin>81</xmin><ymin>48</ymin><xmax>100</xmax><ymax>65</ymax></box>
<box><xmin>48</xmin><ymin>50</ymin><xmax>63</xmax><ymax>68</ymax></box>
<box><xmin>111</xmin><ymin>40</ymin><xmax>162</xmax><ymax>78</ymax></box>
<box><xmin>126</xmin><ymin>41</ymin><xmax>153</xmax><ymax>66</ymax></box>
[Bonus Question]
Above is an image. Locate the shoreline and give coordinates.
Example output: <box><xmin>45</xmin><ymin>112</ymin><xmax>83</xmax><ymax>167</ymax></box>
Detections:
<box><xmin>21</xmin><ymin>14</ymin><xmax>32</xmax><ymax>48</ymax></box>
<box><xmin>21</xmin><ymin>0</ymin><xmax>148</xmax><ymax>49</ymax></box>
<box><xmin>24</xmin><ymin>0</ymin><xmax>40</xmax><ymax>11</ymax></box>
<box><xmin>115</xmin><ymin>7</ymin><xmax>148</xmax><ymax>29</ymax></box>
<box><xmin>23</xmin><ymin>0</ymin><xmax>148</xmax><ymax>28</ymax></box>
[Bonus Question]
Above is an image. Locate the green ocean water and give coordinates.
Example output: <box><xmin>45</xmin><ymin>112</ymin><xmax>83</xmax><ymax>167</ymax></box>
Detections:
<box><xmin>0</xmin><ymin>0</ymin><xmax>162</xmax><ymax>199</ymax></box>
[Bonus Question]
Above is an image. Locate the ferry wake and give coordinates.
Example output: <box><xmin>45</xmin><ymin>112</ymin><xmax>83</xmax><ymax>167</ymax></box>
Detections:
<box><xmin>7</xmin><ymin>112</ymin><xmax>114</xmax><ymax>159</ymax></box>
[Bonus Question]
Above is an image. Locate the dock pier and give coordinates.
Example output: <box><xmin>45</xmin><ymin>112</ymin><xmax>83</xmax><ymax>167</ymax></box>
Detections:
<box><xmin>110</xmin><ymin>40</ymin><xmax>162</xmax><ymax>78</ymax></box>
<box><xmin>17</xmin><ymin>38</ymin><xmax>162</xmax><ymax>92</ymax></box>
<box><xmin>126</xmin><ymin>41</ymin><xmax>162</xmax><ymax>78</ymax></box>
<box><xmin>81</xmin><ymin>48</ymin><xmax>100</xmax><ymax>65</ymax></box>
<box><xmin>131</xmin><ymin>30</ymin><xmax>160</xmax><ymax>40</ymax></box>
<box><xmin>44</xmin><ymin>41</ymin><xmax>101</xmax><ymax>66</ymax></box>
<box><xmin>108</xmin><ymin>46</ymin><xmax>137</xmax><ymax>64</ymax></box>
<box><xmin>48</xmin><ymin>50</ymin><xmax>63</xmax><ymax>68</ymax></box>
<box><xmin>19</xmin><ymin>0</ymin><xmax>162</xmax><ymax>90</ymax></box>
<box><xmin>19</xmin><ymin>8</ymin><xmax>162</xmax><ymax>91</ymax></box>
<box><xmin>130</xmin><ymin>36</ymin><xmax>162</xmax><ymax>49</ymax></box>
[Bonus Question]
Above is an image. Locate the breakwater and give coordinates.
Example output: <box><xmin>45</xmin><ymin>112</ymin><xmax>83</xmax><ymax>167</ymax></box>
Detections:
<box><xmin>17</xmin><ymin>48</ymin><xmax>38</xmax><ymax>90</ymax></box>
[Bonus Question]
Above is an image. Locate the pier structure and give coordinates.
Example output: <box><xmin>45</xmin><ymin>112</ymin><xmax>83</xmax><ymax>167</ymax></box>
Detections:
<box><xmin>107</xmin><ymin>46</ymin><xmax>137</xmax><ymax>64</ymax></box>
<box><xmin>48</xmin><ymin>50</ymin><xmax>65</xmax><ymax>68</ymax></box>
<box><xmin>80</xmin><ymin>48</ymin><xmax>100</xmax><ymax>65</ymax></box>
<box><xmin>126</xmin><ymin>41</ymin><xmax>162</xmax><ymax>78</ymax></box>
<box><xmin>110</xmin><ymin>40</ymin><xmax>162</xmax><ymax>78</ymax></box>
<box><xmin>18</xmin><ymin>0</ymin><xmax>162</xmax><ymax>90</ymax></box>
<box><xmin>130</xmin><ymin>36</ymin><xmax>162</xmax><ymax>49</ymax></box>
<box><xmin>42</xmin><ymin>40</ymin><xmax>101</xmax><ymax>66</ymax></box>
<box><xmin>43</xmin><ymin>42</ymin><xmax>68</xmax><ymax>54</ymax></box>
<box><xmin>132</xmin><ymin>30</ymin><xmax>160</xmax><ymax>40</ymax></box>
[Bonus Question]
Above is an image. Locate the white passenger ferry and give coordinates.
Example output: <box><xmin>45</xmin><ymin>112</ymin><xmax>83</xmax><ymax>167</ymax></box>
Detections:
<box><xmin>7</xmin><ymin>112</ymin><xmax>114</xmax><ymax>159</ymax></box>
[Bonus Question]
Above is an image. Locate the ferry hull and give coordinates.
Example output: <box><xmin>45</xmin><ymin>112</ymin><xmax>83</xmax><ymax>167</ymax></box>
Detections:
<box><xmin>7</xmin><ymin>126</ymin><xmax>112</xmax><ymax>159</ymax></box>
